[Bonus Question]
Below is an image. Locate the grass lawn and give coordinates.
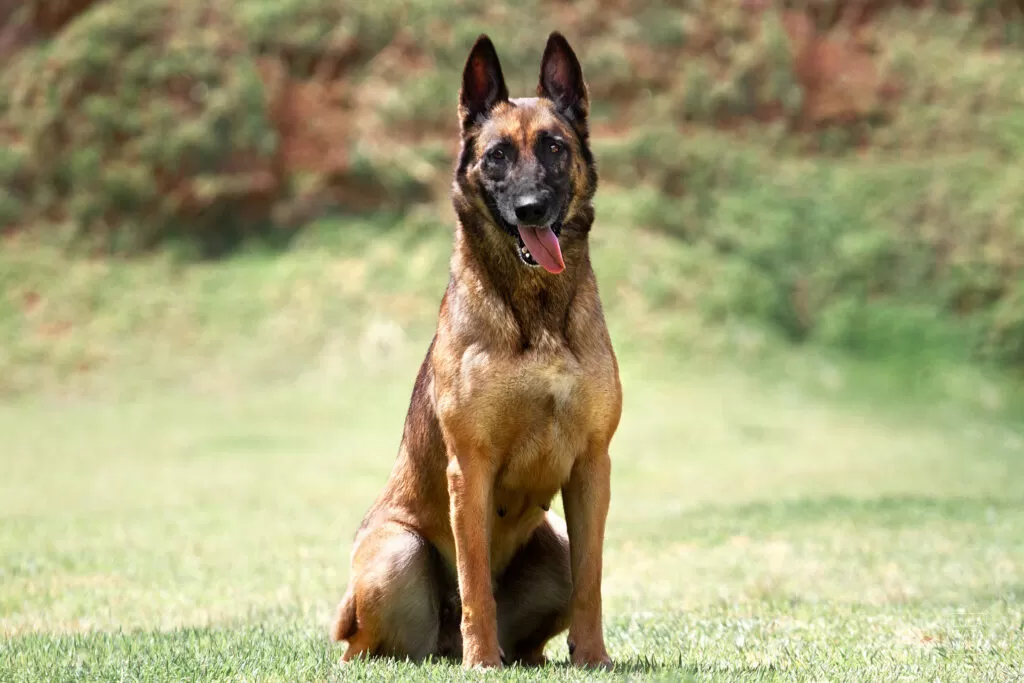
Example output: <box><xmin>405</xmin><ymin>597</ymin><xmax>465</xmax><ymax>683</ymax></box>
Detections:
<box><xmin>2</xmin><ymin>207</ymin><xmax>1023</xmax><ymax>681</ymax></box>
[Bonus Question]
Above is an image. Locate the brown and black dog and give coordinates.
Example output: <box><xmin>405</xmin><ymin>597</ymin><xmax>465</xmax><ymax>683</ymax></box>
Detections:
<box><xmin>329</xmin><ymin>31</ymin><xmax>622</xmax><ymax>670</ymax></box>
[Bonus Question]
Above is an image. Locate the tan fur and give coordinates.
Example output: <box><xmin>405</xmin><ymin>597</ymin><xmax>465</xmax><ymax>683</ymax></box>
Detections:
<box><xmin>330</xmin><ymin>32</ymin><xmax>621</xmax><ymax>670</ymax></box>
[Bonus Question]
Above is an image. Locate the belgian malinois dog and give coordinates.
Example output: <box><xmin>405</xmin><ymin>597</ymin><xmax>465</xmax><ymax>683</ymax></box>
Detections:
<box><xmin>329</xmin><ymin>31</ymin><xmax>622</xmax><ymax>670</ymax></box>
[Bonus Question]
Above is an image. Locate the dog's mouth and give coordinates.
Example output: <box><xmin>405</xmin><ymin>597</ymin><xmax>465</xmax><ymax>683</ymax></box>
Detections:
<box><xmin>515</xmin><ymin>224</ymin><xmax>564</xmax><ymax>274</ymax></box>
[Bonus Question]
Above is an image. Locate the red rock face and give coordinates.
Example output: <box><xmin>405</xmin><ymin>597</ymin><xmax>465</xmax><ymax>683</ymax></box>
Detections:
<box><xmin>783</xmin><ymin>10</ymin><xmax>887</xmax><ymax>130</ymax></box>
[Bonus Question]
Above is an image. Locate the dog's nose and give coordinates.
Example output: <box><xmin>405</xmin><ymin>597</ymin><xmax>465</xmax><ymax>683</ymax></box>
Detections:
<box><xmin>514</xmin><ymin>198</ymin><xmax>549</xmax><ymax>225</ymax></box>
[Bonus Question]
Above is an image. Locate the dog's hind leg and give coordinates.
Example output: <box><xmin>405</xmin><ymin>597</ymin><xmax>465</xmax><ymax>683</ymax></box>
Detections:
<box><xmin>330</xmin><ymin>588</ymin><xmax>357</xmax><ymax>643</ymax></box>
<box><xmin>334</xmin><ymin>521</ymin><xmax>445</xmax><ymax>663</ymax></box>
<box><xmin>495</xmin><ymin>512</ymin><xmax>573</xmax><ymax>666</ymax></box>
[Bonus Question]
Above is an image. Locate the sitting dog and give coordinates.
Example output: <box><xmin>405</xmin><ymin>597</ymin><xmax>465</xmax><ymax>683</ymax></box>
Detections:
<box><xmin>330</xmin><ymin>31</ymin><xmax>622</xmax><ymax>670</ymax></box>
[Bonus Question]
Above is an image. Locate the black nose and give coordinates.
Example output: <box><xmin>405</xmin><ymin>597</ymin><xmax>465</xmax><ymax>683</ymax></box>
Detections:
<box><xmin>514</xmin><ymin>199</ymin><xmax>549</xmax><ymax>225</ymax></box>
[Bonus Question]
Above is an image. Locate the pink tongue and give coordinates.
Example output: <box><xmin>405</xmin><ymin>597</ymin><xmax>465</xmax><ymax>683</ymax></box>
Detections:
<box><xmin>518</xmin><ymin>225</ymin><xmax>564</xmax><ymax>274</ymax></box>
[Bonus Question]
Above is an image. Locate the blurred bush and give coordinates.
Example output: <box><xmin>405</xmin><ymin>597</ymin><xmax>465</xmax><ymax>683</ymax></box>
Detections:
<box><xmin>1</xmin><ymin>0</ymin><xmax>282</xmax><ymax>255</ymax></box>
<box><xmin>1</xmin><ymin>0</ymin><xmax>1023</xmax><ymax>365</ymax></box>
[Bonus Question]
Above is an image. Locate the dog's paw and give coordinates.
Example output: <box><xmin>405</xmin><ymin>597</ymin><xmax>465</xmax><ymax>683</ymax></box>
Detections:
<box><xmin>572</xmin><ymin>652</ymin><xmax>613</xmax><ymax>670</ymax></box>
<box><xmin>463</xmin><ymin>654</ymin><xmax>503</xmax><ymax>670</ymax></box>
<box><xmin>568</xmin><ymin>639</ymin><xmax>613</xmax><ymax>670</ymax></box>
<box><xmin>462</xmin><ymin>643</ymin><xmax>503</xmax><ymax>669</ymax></box>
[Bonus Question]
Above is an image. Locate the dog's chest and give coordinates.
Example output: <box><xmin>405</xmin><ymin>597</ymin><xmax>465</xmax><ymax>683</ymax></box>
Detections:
<box><xmin>459</xmin><ymin>336</ymin><xmax>602</xmax><ymax>493</ymax></box>
<box><xmin>500</xmin><ymin>363</ymin><xmax>584</xmax><ymax>490</ymax></box>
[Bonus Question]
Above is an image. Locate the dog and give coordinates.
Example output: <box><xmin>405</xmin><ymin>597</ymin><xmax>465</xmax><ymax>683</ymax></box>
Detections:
<box><xmin>329</xmin><ymin>31</ymin><xmax>622</xmax><ymax>670</ymax></box>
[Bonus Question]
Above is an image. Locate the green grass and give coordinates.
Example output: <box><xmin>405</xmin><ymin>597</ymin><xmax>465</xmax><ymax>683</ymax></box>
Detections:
<box><xmin>2</xmin><ymin>205</ymin><xmax>1024</xmax><ymax>681</ymax></box>
<box><xmin>1</xmin><ymin>349</ymin><xmax>1022</xmax><ymax>681</ymax></box>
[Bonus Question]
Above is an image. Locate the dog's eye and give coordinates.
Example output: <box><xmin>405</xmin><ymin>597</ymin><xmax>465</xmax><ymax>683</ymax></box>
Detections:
<box><xmin>549</xmin><ymin>143</ymin><xmax>562</xmax><ymax>154</ymax></box>
<box><xmin>490</xmin><ymin>148</ymin><xmax>505</xmax><ymax>161</ymax></box>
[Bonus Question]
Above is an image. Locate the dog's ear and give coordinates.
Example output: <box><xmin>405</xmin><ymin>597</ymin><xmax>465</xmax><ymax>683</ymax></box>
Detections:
<box><xmin>460</xmin><ymin>34</ymin><xmax>509</xmax><ymax>130</ymax></box>
<box><xmin>537</xmin><ymin>31</ymin><xmax>589</xmax><ymax>124</ymax></box>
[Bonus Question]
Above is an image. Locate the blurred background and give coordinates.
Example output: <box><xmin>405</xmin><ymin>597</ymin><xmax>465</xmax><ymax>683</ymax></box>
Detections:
<box><xmin>2</xmin><ymin>0</ymin><xmax>1024</xmax><ymax>391</ymax></box>
<box><xmin>1</xmin><ymin>2</ymin><xmax>1023</xmax><ymax>679</ymax></box>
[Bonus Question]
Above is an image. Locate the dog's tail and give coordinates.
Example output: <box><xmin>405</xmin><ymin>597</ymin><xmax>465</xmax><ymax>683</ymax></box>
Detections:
<box><xmin>330</xmin><ymin>590</ymin><xmax>358</xmax><ymax>643</ymax></box>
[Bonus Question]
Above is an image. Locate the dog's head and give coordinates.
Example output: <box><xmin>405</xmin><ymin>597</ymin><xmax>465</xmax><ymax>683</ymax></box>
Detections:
<box><xmin>453</xmin><ymin>32</ymin><xmax>597</xmax><ymax>275</ymax></box>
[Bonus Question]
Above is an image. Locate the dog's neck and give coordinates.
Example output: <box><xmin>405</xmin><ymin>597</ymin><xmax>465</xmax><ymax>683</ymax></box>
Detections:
<box><xmin>450</xmin><ymin>206</ymin><xmax>594</xmax><ymax>347</ymax></box>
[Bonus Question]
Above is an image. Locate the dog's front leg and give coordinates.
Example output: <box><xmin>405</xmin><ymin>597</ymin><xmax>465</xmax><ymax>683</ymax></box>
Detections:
<box><xmin>562</xmin><ymin>442</ymin><xmax>612</xmax><ymax>669</ymax></box>
<box><xmin>446</xmin><ymin>452</ymin><xmax>502</xmax><ymax>669</ymax></box>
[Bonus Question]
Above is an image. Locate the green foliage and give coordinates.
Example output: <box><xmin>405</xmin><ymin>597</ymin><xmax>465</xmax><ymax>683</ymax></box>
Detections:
<box><xmin>984</xmin><ymin>277</ymin><xmax>1024</xmax><ymax>366</ymax></box>
<box><xmin>0</xmin><ymin>143</ymin><xmax>32</xmax><ymax>226</ymax></box>
<box><xmin>601</xmin><ymin>126</ymin><xmax>1024</xmax><ymax>367</ymax></box>
<box><xmin>238</xmin><ymin>0</ymin><xmax>405</xmax><ymax>76</ymax></box>
<box><xmin>345</xmin><ymin>139</ymin><xmax>443</xmax><ymax>208</ymax></box>
<box><xmin>3</xmin><ymin>0</ymin><xmax>1024</xmax><ymax>372</ymax></box>
<box><xmin>1</xmin><ymin>0</ymin><xmax>278</xmax><ymax>254</ymax></box>
<box><xmin>365</xmin><ymin>0</ymin><xmax>548</xmax><ymax>131</ymax></box>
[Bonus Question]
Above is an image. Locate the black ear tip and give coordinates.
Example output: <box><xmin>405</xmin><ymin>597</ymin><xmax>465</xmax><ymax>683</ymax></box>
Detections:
<box><xmin>545</xmin><ymin>31</ymin><xmax>572</xmax><ymax>50</ymax></box>
<box><xmin>471</xmin><ymin>34</ymin><xmax>495</xmax><ymax>52</ymax></box>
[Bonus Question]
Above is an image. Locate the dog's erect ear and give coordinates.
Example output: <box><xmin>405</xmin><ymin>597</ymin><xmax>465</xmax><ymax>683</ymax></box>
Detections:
<box><xmin>537</xmin><ymin>31</ymin><xmax>589</xmax><ymax>123</ymax></box>
<box><xmin>460</xmin><ymin>34</ymin><xmax>509</xmax><ymax>129</ymax></box>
